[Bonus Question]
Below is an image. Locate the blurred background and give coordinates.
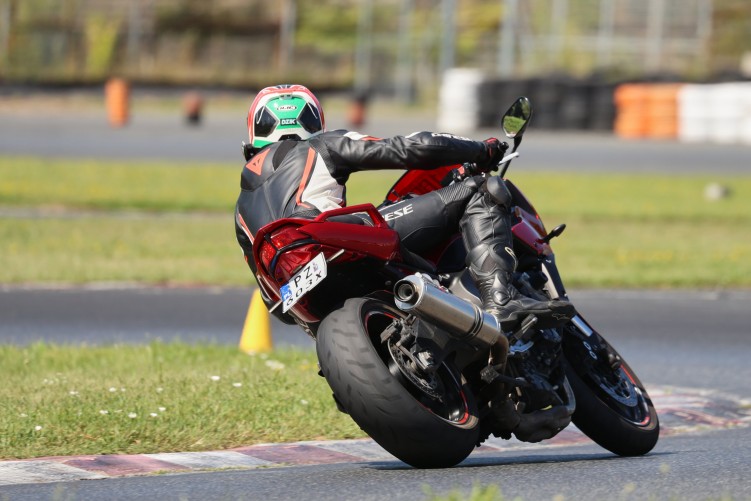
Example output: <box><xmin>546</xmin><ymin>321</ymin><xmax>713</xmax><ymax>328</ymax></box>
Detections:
<box><xmin>1</xmin><ymin>0</ymin><xmax>749</xmax><ymax>90</ymax></box>
<box><xmin>1</xmin><ymin>0</ymin><xmax>750</xmax><ymax>142</ymax></box>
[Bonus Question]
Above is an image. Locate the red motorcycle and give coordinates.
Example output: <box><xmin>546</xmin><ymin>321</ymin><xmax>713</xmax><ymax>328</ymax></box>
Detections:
<box><xmin>252</xmin><ymin>97</ymin><xmax>659</xmax><ymax>468</ymax></box>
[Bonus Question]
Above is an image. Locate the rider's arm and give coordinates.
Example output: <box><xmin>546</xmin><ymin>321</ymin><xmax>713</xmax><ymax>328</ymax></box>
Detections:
<box><xmin>316</xmin><ymin>130</ymin><xmax>498</xmax><ymax>176</ymax></box>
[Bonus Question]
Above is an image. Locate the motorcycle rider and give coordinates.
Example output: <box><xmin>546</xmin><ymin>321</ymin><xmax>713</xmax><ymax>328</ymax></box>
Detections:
<box><xmin>234</xmin><ymin>84</ymin><xmax>575</xmax><ymax>332</ymax></box>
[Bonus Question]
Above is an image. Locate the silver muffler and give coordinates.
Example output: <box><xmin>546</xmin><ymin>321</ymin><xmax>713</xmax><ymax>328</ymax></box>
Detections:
<box><xmin>394</xmin><ymin>273</ymin><xmax>502</xmax><ymax>348</ymax></box>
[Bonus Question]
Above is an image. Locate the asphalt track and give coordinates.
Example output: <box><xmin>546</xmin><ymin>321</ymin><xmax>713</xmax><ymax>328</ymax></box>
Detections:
<box><xmin>1</xmin><ymin>92</ymin><xmax>750</xmax><ymax>174</ymax></box>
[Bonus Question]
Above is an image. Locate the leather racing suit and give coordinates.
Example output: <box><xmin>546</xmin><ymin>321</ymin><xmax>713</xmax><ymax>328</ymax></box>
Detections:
<box><xmin>234</xmin><ymin>129</ymin><xmax>495</xmax><ymax>274</ymax></box>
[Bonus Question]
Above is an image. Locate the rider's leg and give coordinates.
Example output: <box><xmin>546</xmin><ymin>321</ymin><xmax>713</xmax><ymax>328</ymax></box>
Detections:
<box><xmin>460</xmin><ymin>177</ymin><xmax>575</xmax><ymax>330</ymax></box>
<box><xmin>378</xmin><ymin>177</ymin><xmax>480</xmax><ymax>254</ymax></box>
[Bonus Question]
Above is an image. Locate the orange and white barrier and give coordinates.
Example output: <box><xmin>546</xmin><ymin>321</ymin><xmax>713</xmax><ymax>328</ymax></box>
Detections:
<box><xmin>679</xmin><ymin>82</ymin><xmax>751</xmax><ymax>145</ymax></box>
<box><xmin>614</xmin><ymin>83</ymin><xmax>683</xmax><ymax>140</ymax></box>
<box><xmin>615</xmin><ymin>81</ymin><xmax>751</xmax><ymax>144</ymax></box>
<box><xmin>613</xmin><ymin>84</ymin><xmax>649</xmax><ymax>138</ymax></box>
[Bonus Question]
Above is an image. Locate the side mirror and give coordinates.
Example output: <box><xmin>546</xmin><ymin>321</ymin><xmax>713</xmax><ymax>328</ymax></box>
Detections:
<box><xmin>497</xmin><ymin>97</ymin><xmax>533</xmax><ymax>177</ymax></box>
<box><xmin>502</xmin><ymin>96</ymin><xmax>532</xmax><ymax>140</ymax></box>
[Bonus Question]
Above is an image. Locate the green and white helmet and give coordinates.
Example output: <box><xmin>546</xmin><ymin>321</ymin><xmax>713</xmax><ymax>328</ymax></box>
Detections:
<box><xmin>246</xmin><ymin>84</ymin><xmax>325</xmax><ymax>148</ymax></box>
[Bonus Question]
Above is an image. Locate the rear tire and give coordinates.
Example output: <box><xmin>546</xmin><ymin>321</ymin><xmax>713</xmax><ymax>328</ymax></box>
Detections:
<box><xmin>316</xmin><ymin>297</ymin><xmax>479</xmax><ymax>468</ymax></box>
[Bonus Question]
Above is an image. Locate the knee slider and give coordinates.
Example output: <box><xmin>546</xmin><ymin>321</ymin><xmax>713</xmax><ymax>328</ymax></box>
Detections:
<box><xmin>482</xmin><ymin>177</ymin><xmax>513</xmax><ymax>208</ymax></box>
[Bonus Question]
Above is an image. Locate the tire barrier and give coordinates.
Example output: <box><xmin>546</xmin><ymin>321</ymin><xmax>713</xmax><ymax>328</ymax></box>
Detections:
<box><xmin>614</xmin><ymin>83</ymin><xmax>683</xmax><ymax>140</ymax></box>
<box><xmin>647</xmin><ymin>84</ymin><xmax>683</xmax><ymax>140</ymax></box>
<box><xmin>438</xmin><ymin>70</ymin><xmax>751</xmax><ymax>145</ymax></box>
<box><xmin>614</xmin><ymin>81</ymin><xmax>751</xmax><ymax>144</ymax></box>
<box><xmin>445</xmin><ymin>75</ymin><xmax>616</xmax><ymax>133</ymax></box>
<box><xmin>613</xmin><ymin>84</ymin><xmax>649</xmax><ymax>138</ymax></box>
<box><xmin>678</xmin><ymin>82</ymin><xmax>751</xmax><ymax>145</ymax></box>
<box><xmin>437</xmin><ymin>68</ymin><xmax>485</xmax><ymax>133</ymax></box>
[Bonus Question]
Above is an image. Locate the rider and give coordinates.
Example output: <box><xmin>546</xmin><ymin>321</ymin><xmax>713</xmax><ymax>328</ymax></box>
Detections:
<box><xmin>234</xmin><ymin>84</ymin><xmax>575</xmax><ymax>331</ymax></box>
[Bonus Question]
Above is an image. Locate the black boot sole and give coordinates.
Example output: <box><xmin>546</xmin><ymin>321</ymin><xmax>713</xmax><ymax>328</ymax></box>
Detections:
<box><xmin>500</xmin><ymin>302</ymin><xmax>576</xmax><ymax>331</ymax></box>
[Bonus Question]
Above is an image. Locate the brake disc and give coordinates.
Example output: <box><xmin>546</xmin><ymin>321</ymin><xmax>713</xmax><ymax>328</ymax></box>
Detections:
<box><xmin>387</xmin><ymin>339</ymin><xmax>444</xmax><ymax>400</ymax></box>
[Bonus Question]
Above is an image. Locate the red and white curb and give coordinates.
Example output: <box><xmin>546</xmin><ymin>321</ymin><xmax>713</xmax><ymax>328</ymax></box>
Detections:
<box><xmin>1</xmin><ymin>386</ymin><xmax>749</xmax><ymax>486</ymax></box>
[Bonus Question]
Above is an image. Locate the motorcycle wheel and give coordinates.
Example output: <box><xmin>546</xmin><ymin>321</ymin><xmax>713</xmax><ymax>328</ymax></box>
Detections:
<box><xmin>316</xmin><ymin>297</ymin><xmax>479</xmax><ymax>468</ymax></box>
<box><xmin>563</xmin><ymin>328</ymin><xmax>659</xmax><ymax>456</ymax></box>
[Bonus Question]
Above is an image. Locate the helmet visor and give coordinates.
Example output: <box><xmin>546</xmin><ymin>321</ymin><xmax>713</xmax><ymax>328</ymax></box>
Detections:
<box><xmin>254</xmin><ymin>106</ymin><xmax>278</xmax><ymax>138</ymax></box>
<box><xmin>297</xmin><ymin>103</ymin><xmax>323</xmax><ymax>134</ymax></box>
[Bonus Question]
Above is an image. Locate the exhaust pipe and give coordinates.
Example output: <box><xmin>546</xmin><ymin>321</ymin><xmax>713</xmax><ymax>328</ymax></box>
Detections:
<box><xmin>394</xmin><ymin>274</ymin><xmax>503</xmax><ymax>349</ymax></box>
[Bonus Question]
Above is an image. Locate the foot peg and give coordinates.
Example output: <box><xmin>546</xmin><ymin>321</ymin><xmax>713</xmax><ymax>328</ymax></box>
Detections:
<box><xmin>507</xmin><ymin>314</ymin><xmax>539</xmax><ymax>344</ymax></box>
<box><xmin>480</xmin><ymin>364</ymin><xmax>528</xmax><ymax>387</ymax></box>
<box><xmin>499</xmin><ymin>301</ymin><xmax>576</xmax><ymax>332</ymax></box>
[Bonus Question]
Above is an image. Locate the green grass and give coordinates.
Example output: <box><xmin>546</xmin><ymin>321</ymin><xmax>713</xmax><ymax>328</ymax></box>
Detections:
<box><xmin>0</xmin><ymin>342</ymin><xmax>364</xmax><ymax>459</ymax></box>
<box><xmin>531</xmin><ymin>217</ymin><xmax>751</xmax><ymax>288</ymax></box>
<box><xmin>0</xmin><ymin>156</ymin><xmax>238</xmax><ymax>212</ymax></box>
<box><xmin>2</xmin><ymin>155</ymin><xmax>750</xmax><ymax>288</ymax></box>
<box><xmin>422</xmin><ymin>484</ymin><xmax>741</xmax><ymax>501</ymax></box>
<box><xmin>0</xmin><ymin>215</ymin><xmax>249</xmax><ymax>285</ymax></box>
<box><xmin>2</xmin><ymin>215</ymin><xmax>748</xmax><ymax>288</ymax></box>
<box><xmin>4</xmin><ymin>155</ymin><xmax>750</xmax><ymax>221</ymax></box>
<box><xmin>510</xmin><ymin>171</ymin><xmax>751</xmax><ymax>224</ymax></box>
<box><xmin>0</xmin><ymin>155</ymin><xmax>400</xmax><ymax>211</ymax></box>
<box><xmin>424</xmin><ymin>484</ymin><xmax>506</xmax><ymax>501</ymax></box>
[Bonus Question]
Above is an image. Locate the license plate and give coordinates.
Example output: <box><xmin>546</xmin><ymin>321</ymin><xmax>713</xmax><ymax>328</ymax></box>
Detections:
<box><xmin>280</xmin><ymin>253</ymin><xmax>327</xmax><ymax>313</ymax></box>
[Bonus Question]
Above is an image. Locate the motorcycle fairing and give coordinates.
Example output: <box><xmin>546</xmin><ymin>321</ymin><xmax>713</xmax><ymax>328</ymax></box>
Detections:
<box><xmin>385</xmin><ymin>164</ymin><xmax>460</xmax><ymax>203</ymax></box>
<box><xmin>252</xmin><ymin>204</ymin><xmax>406</xmax><ymax>322</ymax></box>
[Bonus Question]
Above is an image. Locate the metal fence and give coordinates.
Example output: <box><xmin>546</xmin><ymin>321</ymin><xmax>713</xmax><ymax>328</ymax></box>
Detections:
<box><xmin>0</xmin><ymin>0</ymin><xmax>743</xmax><ymax>96</ymax></box>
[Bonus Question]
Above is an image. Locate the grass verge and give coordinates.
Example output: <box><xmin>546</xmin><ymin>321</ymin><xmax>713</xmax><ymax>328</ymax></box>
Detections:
<box><xmin>4</xmin><ymin>155</ymin><xmax>750</xmax><ymax>221</ymax></box>
<box><xmin>2</xmin><ymin>155</ymin><xmax>750</xmax><ymax>288</ymax></box>
<box><xmin>0</xmin><ymin>215</ymin><xmax>248</xmax><ymax>285</ymax></box>
<box><xmin>2</xmin><ymin>215</ymin><xmax>749</xmax><ymax>287</ymax></box>
<box><xmin>0</xmin><ymin>342</ymin><xmax>364</xmax><ymax>459</ymax></box>
<box><xmin>0</xmin><ymin>156</ymin><xmax>238</xmax><ymax>212</ymax></box>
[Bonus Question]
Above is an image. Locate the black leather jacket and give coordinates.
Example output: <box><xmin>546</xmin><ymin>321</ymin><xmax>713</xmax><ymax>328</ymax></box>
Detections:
<box><xmin>235</xmin><ymin>129</ymin><xmax>493</xmax><ymax>270</ymax></box>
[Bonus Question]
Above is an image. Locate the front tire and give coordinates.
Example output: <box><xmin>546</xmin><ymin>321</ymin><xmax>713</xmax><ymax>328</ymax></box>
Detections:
<box><xmin>563</xmin><ymin>324</ymin><xmax>659</xmax><ymax>456</ymax></box>
<box><xmin>316</xmin><ymin>297</ymin><xmax>479</xmax><ymax>468</ymax></box>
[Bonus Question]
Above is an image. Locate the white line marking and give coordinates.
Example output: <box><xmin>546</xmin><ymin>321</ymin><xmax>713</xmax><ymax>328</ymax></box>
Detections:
<box><xmin>147</xmin><ymin>451</ymin><xmax>273</xmax><ymax>469</ymax></box>
<box><xmin>0</xmin><ymin>461</ymin><xmax>106</xmax><ymax>486</ymax></box>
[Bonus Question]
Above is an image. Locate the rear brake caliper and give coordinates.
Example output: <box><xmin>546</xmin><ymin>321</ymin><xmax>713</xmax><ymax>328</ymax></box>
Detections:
<box><xmin>382</xmin><ymin>316</ymin><xmax>450</xmax><ymax>400</ymax></box>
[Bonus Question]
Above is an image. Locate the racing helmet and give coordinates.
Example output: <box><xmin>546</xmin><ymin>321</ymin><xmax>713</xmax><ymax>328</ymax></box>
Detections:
<box><xmin>247</xmin><ymin>84</ymin><xmax>325</xmax><ymax>148</ymax></box>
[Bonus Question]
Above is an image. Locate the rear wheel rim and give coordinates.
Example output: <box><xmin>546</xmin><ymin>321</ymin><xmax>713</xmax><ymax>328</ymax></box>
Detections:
<box><xmin>363</xmin><ymin>308</ymin><xmax>471</xmax><ymax>426</ymax></box>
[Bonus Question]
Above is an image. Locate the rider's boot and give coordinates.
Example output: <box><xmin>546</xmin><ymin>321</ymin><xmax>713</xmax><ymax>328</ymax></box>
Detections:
<box><xmin>460</xmin><ymin>177</ymin><xmax>575</xmax><ymax>331</ymax></box>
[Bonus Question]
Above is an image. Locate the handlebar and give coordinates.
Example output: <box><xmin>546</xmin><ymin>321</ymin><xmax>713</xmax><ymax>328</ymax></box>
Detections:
<box><xmin>441</xmin><ymin>151</ymin><xmax>521</xmax><ymax>187</ymax></box>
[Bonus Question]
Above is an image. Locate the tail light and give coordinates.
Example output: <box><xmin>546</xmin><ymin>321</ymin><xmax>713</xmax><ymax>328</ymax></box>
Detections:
<box><xmin>257</xmin><ymin>225</ymin><xmax>320</xmax><ymax>282</ymax></box>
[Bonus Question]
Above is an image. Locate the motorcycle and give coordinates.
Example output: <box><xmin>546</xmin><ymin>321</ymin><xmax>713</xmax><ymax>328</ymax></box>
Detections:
<box><xmin>251</xmin><ymin>97</ymin><xmax>659</xmax><ymax>468</ymax></box>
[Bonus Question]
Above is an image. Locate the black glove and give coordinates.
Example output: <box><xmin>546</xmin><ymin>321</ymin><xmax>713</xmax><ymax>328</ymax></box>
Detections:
<box><xmin>480</xmin><ymin>138</ymin><xmax>509</xmax><ymax>172</ymax></box>
<box><xmin>441</xmin><ymin>162</ymin><xmax>476</xmax><ymax>186</ymax></box>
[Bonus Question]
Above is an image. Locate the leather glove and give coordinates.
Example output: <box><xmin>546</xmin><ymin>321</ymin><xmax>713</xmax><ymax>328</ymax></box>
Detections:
<box><xmin>480</xmin><ymin>138</ymin><xmax>509</xmax><ymax>172</ymax></box>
